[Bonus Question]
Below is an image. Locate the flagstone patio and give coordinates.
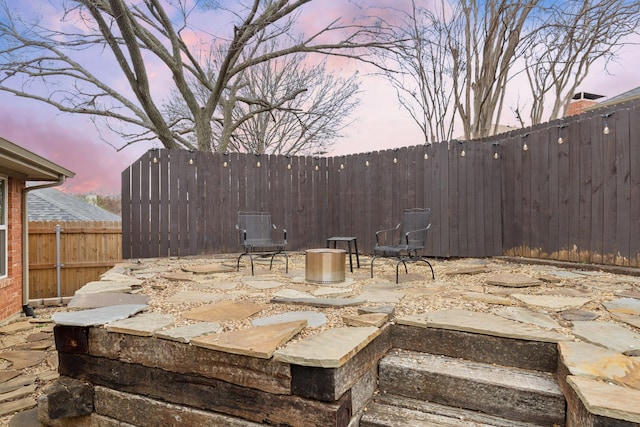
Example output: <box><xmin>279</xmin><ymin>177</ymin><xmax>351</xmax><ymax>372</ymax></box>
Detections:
<box><xmin>3</xmin><ymin>253</ymin><xmax>640</xmax><ymax>425</ymax></box>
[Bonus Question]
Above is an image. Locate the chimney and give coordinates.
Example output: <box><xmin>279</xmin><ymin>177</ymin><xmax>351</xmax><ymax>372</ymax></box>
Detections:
<box><xmin>565</xmin><ymin>92</ymin><xmax>604</xmax><ymax>116</ymax></box>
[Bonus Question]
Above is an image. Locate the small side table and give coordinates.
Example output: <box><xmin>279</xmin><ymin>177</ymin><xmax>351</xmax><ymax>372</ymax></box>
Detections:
<box><xmin>326</xmin><ymin>236</ymin><xmax>360</xmax><ymax>272</ymax></box>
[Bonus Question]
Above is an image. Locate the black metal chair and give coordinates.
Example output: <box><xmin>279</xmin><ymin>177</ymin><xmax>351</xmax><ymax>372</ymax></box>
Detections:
<box><xmin>370</xmin><ymin>208</ymin><xmax>435</xmax><ymax>283</ymax></box>
<box><xmin>236</xmin><ymin>211</ymin><xmax>288</xmax><ymax>275</ymax></box>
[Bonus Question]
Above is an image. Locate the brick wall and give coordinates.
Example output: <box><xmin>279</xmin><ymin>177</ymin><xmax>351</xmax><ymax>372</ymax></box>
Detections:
<box><xmin>0</xmin><ymin>177</ymin><xmax>24</xmax><ymax>322</ymax></box>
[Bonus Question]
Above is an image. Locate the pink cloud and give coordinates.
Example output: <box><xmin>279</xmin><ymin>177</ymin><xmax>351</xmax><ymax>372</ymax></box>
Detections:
<box><xmin>0</xmin><ymin>101</ymin><xmax>149</xmax><ymax>195</ymax></box>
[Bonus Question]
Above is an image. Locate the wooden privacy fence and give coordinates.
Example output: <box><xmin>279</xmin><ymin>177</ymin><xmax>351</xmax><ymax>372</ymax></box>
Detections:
<box><xmin>122</xmin><ymin>98</ymin><xmax>640</xmax><ymax>267</ymax></box>
<box><xmin>28</xmin><ymin>220</ymin><xmax>122</xmax><ymax>299</ymax></box>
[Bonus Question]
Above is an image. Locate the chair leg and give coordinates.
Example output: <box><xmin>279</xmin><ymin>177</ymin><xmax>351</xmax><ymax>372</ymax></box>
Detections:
<box><xmin>268</xmin><ymin>252</ymin><xmax>289</xmax><ymax>273</ymax></box>
<box><xmin>415</xmin><ymin>257</ymin><xmax>435</xmax><ymax>279</ymax></box>
<box><xmin>237</xmin><ymin>253</ymin><xmax>248</xmax><ymax>272</ymax></box>
<box><xmin>370</xmin><ymin>255</ymin><xmax>380</xmax><ymax>278</ymax></box>
<box><xmin>395</xmin><ymin>258</ymin><xmax>408</xmax><ymax>284</ymax></box>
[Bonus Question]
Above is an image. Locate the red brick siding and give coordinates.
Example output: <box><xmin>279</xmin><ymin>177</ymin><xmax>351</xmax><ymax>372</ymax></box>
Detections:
<box><xmin>565</xmin><ymin>99</ymin><xmax>598</xmax><ymax>117</ymax></box>
<box><xmin>0</xmin><ymin>177</ymin><xmax>24</xmax><ymax>321</ymax></box>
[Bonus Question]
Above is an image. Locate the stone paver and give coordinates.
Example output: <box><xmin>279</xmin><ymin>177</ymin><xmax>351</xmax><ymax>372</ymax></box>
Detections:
<box><xmin>511</xmin><ymin>294</ymin><xmax>590</xmax><ymax>311</ymax></box>
<box><xmin>106</xmin><ymin>313</ymin><xmax>175</xmax><ymax>336</ymax></box>
<box><xmin>192</xmin><ymin>320</ymin><xmax>307</xmax><ymax>358</ymax></box>
<box><xmin>272</xmin><ymin>289</ymin><xmax>314</xmax><ymax>299</ymax></box>
<box><xmin>242</xmin><ymin>278</ymin><xmax>285</xmax><ymax>290</ymax></box>
<box><xmin>0</xmin><ymin>322</ymin><xmax>34</xmax><ymax>335</ymax></box>
<box><xmin>166</xmin><ymin>291</ymin><xmax>224</xmax><ymax>304</ymax></box>
<box><xmin>462</xmin><ymin>292</ymin><xmax>512</xmax><ymax>306</ymax></box>
<box><xmin>567</xmin><ymin>376</ymin><xmax>640</xmax><ymax>423</ymax></box>
<box><xmin>192</xmin><ymin>280</ymin><xmax>238</xmax><ymax>290</ymax></box>
<box><xmin>604</xmin><ymin>298</ymin><xmax>640</xmax><ymax>316</ymax></box>
<box><xmin>398</xmin><ymin>308</ymin><xmax>565</xmax><ymax>343</ymax></box>
<box><xmin>252</xmin><ymin>311</ymin><xmax>327</xmax><ymax>328</ymax></box>
<box><xmin>610</xmin><ymin>312</ymin><xmax>640</xmax><ymax>330</ymax></box>
<box><xmin>74</xmin><ymin>281</ymin><xmax>133</xmax><ymax>295</ymax></box>
<box><xmin>559</xmin><ymin>341</ymin><xmax>640</xmax><ymax>390</ymax></box>
<box><xmin>0</xmin><ymin>371</ymin><xmax>19</xmax><ymax>383</ymax></box>
<box><xmin>445</xmin><ymin>266</ymin><xmax>488</xmax><ymax>275</ymax></box>
<box><xmin>154</xmin><ymin>322</ymin><xmax>223</xmax><ymax>343</ymax></box>
<box><xmin>548</xmin><ymin>271</ymin><xmax>586</xmax><ymax>279</ymax></box>
<box><xmin>162</xmin><ymin>271</ymin><xmax>195</xmax><ymax>282</ymax></box>
<box><xmin>312</xmin><ymin>287</ymin><xmax>354</xmax><ymax>298</ymax></box>
<box><xmin>358</xmin><ymin>289</ymin><xmax>405</xmax><ymax>304</ymax></box>
<box><xmin>183</xmin><ymin>300</ymin><xmax>264</xmax><ymax>322</ymax></box>
<box><xmin>560</xmin><ymin>309</ymin><xmax>599</xmax><ymax>321</ymax></box>
<box><xmin>52</xmin><ymin>304</ymin><xmax>148</xmax><ymax>326</ymax></box>
<box><xmin>67</xmin><ymin>292</ymin><xmax>150</xmax><ymax>309</ymax></box>
<box><xmin>0</xmin><ymin>375</ymin><xmax>36</xmax><ymax>394</ymax></box>
<box><xmin>182</xmin><ymin>264</ymin><xmax>235</xmax><ymax>274</ymax></box>
<box><xmin>485</xmin><ymin>273</ymin><xmax>542</xmax><ymax>288</ymax></box>
<box><xmin>0</xmin><ymin>350</ymin><xmax>46</xmax><ymax>370</ymax></box>
<box><xmin>572</xmin><ymin>321</ymin><xmax>640</xmax><ymax>353</ymax></box>
<box><xmin>342</xmin><ymin>313</ymin><xmax>388</xmax><ymax>327</ymax></box>
<box><xmin>492</xmin><ymin>306</ymin><xmax>561</xmax><ymax>330</ymax></box>
<box><xmin>0</xmin><ymin>397</ymin><xmax>36</xmax><ymax>417</ymax></box>
<box><xmin>270</xmin><ymin>296</ymin><xmax>366</xmax><ymax>308</ymax></box>
<box><xmin>273</xmin><ymin>326</ymin><xmax>380</xmax><ymax>368</ymax></box>
<box><xmin>0</xmin><ymin>384</ymin><xmax>36</xmax><ymax>403</ymax></box>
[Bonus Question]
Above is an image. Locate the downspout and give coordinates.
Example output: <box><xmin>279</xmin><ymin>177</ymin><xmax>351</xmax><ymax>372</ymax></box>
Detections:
<box><xmin>21</xmin><ymin>175</ymin><xmax>67</xmax><ymax>317</ymax></box>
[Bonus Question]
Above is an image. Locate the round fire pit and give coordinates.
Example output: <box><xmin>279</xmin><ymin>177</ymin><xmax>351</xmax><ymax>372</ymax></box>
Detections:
<box><xmin>305</xmin><ymin>248</ymin><xmax>346</xmax><ymax>284</ymax></box>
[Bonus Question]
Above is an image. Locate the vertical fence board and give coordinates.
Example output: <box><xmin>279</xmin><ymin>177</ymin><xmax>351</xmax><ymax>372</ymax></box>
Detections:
<box><xmin>615</xmin><ymin>107</ymin><xmax>632</xmax><ymax>266</ymax></box>
<box><xmin>149</xmin><ymin>150</ymin><xmax>161</xmax><ymax>257</ymax></box>
<box><xmin>628</xmin><ymin>105</ymin><xmax>640</xmax><ymax>267</ymax></box>
<box><xmin>159</xmin><ymin>150</ymin><xmax>170</xmax><ymax>257</ymax></box>
<box><xmin>578</xmin><ymin>119</ymin><xmax>593</xmax><ymax>263</ymax></box>
<box><xmin>590</xmin><ymin>117</ymin><xmax>605</xmax><ymax>264</ymax></box>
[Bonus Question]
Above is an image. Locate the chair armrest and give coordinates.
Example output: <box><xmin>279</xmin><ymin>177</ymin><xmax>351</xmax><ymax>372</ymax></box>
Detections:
<box><xmin>375</xmin><ymin>223</ymin><xmax>401</xmax><ymax>245</ymax></box>
<box><xmin>403</xmin><ymin>223</ymin><xmax>431</xmax><ymax>244</ymax></box>
<box><xmin>272</xmin><ymin>224</ymin><xmax>287</xmax><ymax>245</ymax></box>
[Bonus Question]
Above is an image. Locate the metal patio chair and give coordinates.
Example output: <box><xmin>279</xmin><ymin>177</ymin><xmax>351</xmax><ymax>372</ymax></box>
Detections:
<box><xmin>370</xmin><ymin>208</ymin><xmax>435</xmax><ymax>283</ymax></box>
<box><xmin>236</xmin><ymin>211</ymin><xmax>288</xmax><ymax>275</ymax></box>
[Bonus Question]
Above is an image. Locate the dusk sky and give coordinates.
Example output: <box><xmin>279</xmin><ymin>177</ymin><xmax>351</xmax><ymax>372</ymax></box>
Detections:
<box><xmin>1</xmin><ymin>1</ymin><xmax>639</xmax><ymax>195</ymax></box>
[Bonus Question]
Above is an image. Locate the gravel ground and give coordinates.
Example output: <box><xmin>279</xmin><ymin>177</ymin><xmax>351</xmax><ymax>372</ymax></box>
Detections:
<box><xmin>2</xmin><ymin>253</ymin><xmax>639</xmax><ymax>425</ymax></box>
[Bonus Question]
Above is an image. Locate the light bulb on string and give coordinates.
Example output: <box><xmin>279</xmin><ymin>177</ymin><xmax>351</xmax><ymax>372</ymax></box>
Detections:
<box><xmin>493</xmin><ymin>152</ymin><xmax>499</xmax><ymax>159</ymax></box>
<box><xmin>460</xmin><ymin>149</ymin><xmax>466</xmax><ymax>157</ymax></box>
<box><xmin>603</xmin><ymin>125</ymin><xmax>610</xmax><ymax>135</ymax></box>
<box><xmin>523</xmin><ymin>143</ymin><xmax>528</xmax><ymax>151</ymax></box>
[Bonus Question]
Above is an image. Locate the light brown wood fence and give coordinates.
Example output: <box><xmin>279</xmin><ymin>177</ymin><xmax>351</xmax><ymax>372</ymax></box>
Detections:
<box><xmin>28</xmin><ymin>220</ymin><xmax>122</xmax><ymax>299</ymax></box>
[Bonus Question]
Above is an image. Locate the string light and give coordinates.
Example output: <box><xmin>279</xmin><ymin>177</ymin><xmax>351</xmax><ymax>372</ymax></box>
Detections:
<box><xmin>287</xmin><ymin>163</ymin><xmax>291</xmax><ymax>170</ymax></box>
<box><xmin>189</xmin><ymin>158</ymin><xmax>194</xmax><ymax>165</ymax></box>
<box><xmin>492</xmin><ymin>143</ymin><xmax>499</xmax><ymax>159</ymax></box>
<box><xmin>223</xmin><ymin>161</ymin><xmax>228</xmax><ymax>168</ymax></box>
<box><xmin>393</xmin><ymin>157</ymin><xmax>398</xmax><ymax>164</ymax></box>
<box><xmin>557</xmin><ymin>124</ymin><xmax>566</xmax><ymax>144</ymax></box>
<box><xmin>365</xmin><ymin>160</ymin><xmax>370</xmax><ymax>167</ymax></box>
<box><xmin>602</xmin><ymin>112</ymin><xmax>613</xmax><ymax>135</ymax></box>
<box><xmin>457</xmin><ymin>141</ymin><xmax>466</xmax><ymax>157</ymax></box>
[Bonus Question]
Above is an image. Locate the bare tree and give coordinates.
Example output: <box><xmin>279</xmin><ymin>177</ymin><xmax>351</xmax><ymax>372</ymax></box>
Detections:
<box><xmin>525</xmin><ymin>0</ymin><xmax>640</xmax><ymax>124</ymax></box>
<box><xmin>375</xmin><ymin>1</ymin><xmax>457</xmax><ymax>144</ymax></box>
<box><xmin>0</xmin><ymin>0</ymin><xmax>387</xmax><ymax>152</ymax></box>
<box><xmin>382</xmin><ymin>0</ymin><xmax>639</xmax><ymax>141</ymax></box>
<box><xmin>164</xmin><ymin>38</ymin><xmax>360</xmax><ymax>155</ymax></box>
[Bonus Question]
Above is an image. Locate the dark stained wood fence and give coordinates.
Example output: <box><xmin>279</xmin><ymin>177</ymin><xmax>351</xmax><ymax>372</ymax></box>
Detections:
<box><xmin>122</xmin><ymin>99</ymin><xmax>640</xmax><ymax>267</ymax></box>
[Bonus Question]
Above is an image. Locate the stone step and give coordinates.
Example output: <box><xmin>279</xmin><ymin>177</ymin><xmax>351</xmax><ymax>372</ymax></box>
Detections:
<box><xmin>393</xmin><ymin>309</ymin><xmax>564</xmax><ymax>372</ymax></box>
<box><xmin>378</xmin><ymin>350</ymin><xmax>565</xmax><ymax>426</ymax></box>
<box><xmin>360</xmin><ymin>393</ymin><xmax>541</xmax><ymax>427</ymax></box>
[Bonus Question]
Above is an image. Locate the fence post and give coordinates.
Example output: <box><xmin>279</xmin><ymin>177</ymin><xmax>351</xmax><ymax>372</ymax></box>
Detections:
<box><xmin>55</xmin><ymin>224</ymin><xmax>63</xmax><ymax>299</ymax></box>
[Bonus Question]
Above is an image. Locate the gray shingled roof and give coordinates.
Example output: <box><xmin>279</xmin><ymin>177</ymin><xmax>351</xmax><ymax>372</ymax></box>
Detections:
<box><xmin>592</xmin><ymin>86</ymin><xmax>640</xmax><ymax>110</ymax></box>
<box><xmin>27</xmin><ymin>187</ymin><xmax>121</xmax><ymax>221</ymax></box>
